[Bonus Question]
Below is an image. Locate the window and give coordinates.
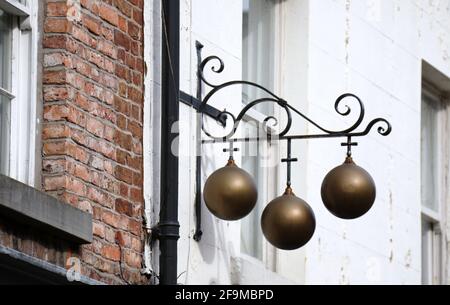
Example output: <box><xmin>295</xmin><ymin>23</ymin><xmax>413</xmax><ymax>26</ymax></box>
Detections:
<box><xmin>242</xmin><ymin>0</ymin><xmax>276</xmax><ymax>115</ymax></box>
<box><xmin>241</xmin><ymin>118</ymin><xmax>279</xmax><ymax>263</ymax></box>
<box><xmin>420</xmin><ymin>88</ymin><xmax>447</xmax><ymax>285</ymax></box>
<box><xmin>0</xmin><ymin>0</ymin><xmax>37</xmax><ymax>185</ymax></box>
<box><xmin>0</xmin><ymin>7</ymin><xmax>12</xmax><ymax>175</ymax></box>
<box><xmin>240</xmin><ymin>0</ymin><xmax>280</xmax><ymax>268</ymax></box>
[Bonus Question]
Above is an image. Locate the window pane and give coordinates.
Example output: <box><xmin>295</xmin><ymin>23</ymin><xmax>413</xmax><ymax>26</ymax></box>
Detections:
<box><xmin>0</xmin><ymin>8</ymin><xmax>12</xmax><ymax>91</ymax></box>
<box><xmin>421</xmin><ymin>218</ymin><xmax>443</xmax><ymax>285</ymax></box>
<box><xmin>421</xmin><ymin>219</ymin><xmax>432</xmax><ymax>284</ymax></box>
<box><xmin>241</xmin><ymin>0</ymin><xmax>279</xmax><ymax>262</ymax></box>
<box><xmin>242</xmin><ymin>0</ymin><xmax>276</xmax><ymax>116</ymax></box>
<box><xmin>0</xmin><ymin>95</ymin><xmax>11</xmax><ymax>175</ymax></box>
<box><xmin>432</xmin><ymin>229</ymin><xmax>442</xmax><ymax>284</ymax></box>
<box><xmin>241</xmin><ymin>121</ymin><xmax>263</xmax><ymax>260</ymax></box>
<box><xmin>421</xmin><ymin>94</ymin><xmax>440</xmax><ymax>212</ymax></box>
<box><xmin>0</xmin><ymin>8</ymin><xmax>12</xmax><ymax>175</ymax></box>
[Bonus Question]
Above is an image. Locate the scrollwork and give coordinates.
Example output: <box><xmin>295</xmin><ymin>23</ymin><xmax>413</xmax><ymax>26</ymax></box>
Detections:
<box><xmin>198</xmin><ymin>56</ymin><xmax>225</xmax><ymax>88</ymax></box>
<box><xmin>354</xmin><ymin>118</ymin><xmax>392</xmax><ymax>137</ymax></box>
<box><xmin>202</xmin><ymin>98</ymin><xmax>293</xmax><ymax>141</ymax></box>
<box><xmin>198</xmin><ymin>55</ymin><xmax>391</xmax><ymax>142</ymax></box>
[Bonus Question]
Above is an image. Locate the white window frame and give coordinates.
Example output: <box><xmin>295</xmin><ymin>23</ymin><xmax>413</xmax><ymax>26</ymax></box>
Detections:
<box><xmin>421</xmin><ymin>84</ymin><xmax>448</xmax><ymax>285</ymax></box>
<box><xmin>241</xmin><ymin>112</ymin><xmax>279</xmax><ymax>271</ymax></box>
<box><xmin>240</xmin><ymin>0</ymin><xmax>285</xmax><ymax>274</ymax></box>
<box><xmin>0</xmin><ymin>0</ymin><xmax>38</xmax><ymax>186</ymax></box>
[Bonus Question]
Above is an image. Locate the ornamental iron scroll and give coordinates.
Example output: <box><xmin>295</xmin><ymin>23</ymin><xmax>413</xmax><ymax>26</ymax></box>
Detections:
<box><xmin>198</xmin><ymin>54</ymin><xmax>391</xmax><ymax>143</ymax></box>
<box><xmin>186</xmin><ymin>42</ymin><xmax>392</xmax><ymax>248</ymax></box>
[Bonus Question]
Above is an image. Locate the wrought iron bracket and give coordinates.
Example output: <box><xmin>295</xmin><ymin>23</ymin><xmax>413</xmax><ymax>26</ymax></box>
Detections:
<box><xmin>179</xmin><ymin>91</ymin><xmax>227</xmax><ymax>126</ymax></box>
<box><xmin>179</xmin><ymin>42</ymin><xmax>392</xmax><ymax>242</ymax></box>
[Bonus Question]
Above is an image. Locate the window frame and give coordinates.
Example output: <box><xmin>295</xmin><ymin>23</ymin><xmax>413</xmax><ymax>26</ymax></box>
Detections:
<box><xmin>240</xmin><ymin>113</ymin><xmax>279</xmax><ymax>270</ymax></box>
<box><xmin>0</xmin><ymin>88</ymin><xmax>14</xmax><ymax>100</ymax></box>
<box><xmin>240</xmin><ymin>0</ymin><xmax>284</xmax><ymax>273</ymax></box>
<box><xmin>420</xmin><ymin>84</ymin><xmax>449</xmax><ymax>285</ymax></box>
<box><xmin>0</xmin><ymin>0</ymin><xmax>38</xmax><ymax>186</ymax></box>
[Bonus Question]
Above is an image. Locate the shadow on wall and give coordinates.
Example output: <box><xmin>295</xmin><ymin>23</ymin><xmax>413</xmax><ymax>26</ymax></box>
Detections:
<box><xmin>193</xmin><ymin>150</ymin><xmax>236</xmax><ymax>284</ymax></box>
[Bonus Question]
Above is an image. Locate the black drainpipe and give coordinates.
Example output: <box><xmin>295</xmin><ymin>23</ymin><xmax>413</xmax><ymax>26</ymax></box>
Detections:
<box><xmin>159</xmin><ymin>0</ymin><xmax>180</xmax><ymax>285</ymax></box>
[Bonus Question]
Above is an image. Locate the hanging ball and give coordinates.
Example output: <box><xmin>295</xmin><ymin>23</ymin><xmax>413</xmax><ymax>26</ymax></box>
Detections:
<box><xmin>203</xmin><ymin>159</ymin><xmax>258</xmax><ymax>221</ymax></box>
<box><xmin>261</xmin><ymin>188</ymin><xmax>316</xmax><ymax>250</ymax></box>
<box><xmin>321</xmin><ymin>157</ymin><xmax>376</xmax><ymax>220</ymax></box>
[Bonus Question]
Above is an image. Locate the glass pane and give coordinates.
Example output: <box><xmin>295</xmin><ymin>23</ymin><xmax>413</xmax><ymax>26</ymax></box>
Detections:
<box><xmin>432</xmin><ymin>229</ymin><xmax>442</xmax><ymax>285</ymax></box>
<box><xmin>241</xmin><ymin>120</ymin><xmax>263</xmax><ymax>260</ymax></box>
<box><xmin>421</xmin><ymin>94</ymin><xmax>440</xmax><ymax>212</ymax></box>
<box><xmin>0</xmin><ymin>8</ymin><xmax>12</xmax><ymax>91</ymax></box>
<box><xmin>421</xmin><ymin>219</ymin><xmax>432</xmax><ymax>285</ymax></box>
<box><xmin>242</xmin><ymin>0</ymin><xmax>276</xmax><ymax>116</ymax></box>
<box><xmin>0</xmin><ymin>8</ymin><xmax>12</xmax><ymax>175</ymax></box>
<box><xmin>0</xmin><ymin>95</ymin><xmax>11</xmax><ymax>175</ymax></box>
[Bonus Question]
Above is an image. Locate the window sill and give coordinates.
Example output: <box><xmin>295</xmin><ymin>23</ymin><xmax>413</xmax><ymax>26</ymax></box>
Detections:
<box><xmin>0</xmin><ymin>0</ymin><xmax>29</xmax><ymax>16</ymax></box>
<box><xmin>0</xmin><ymin>245</ymin><xmax>103</xmax><ymax>285</ymax></box>
<box><xmin>0</xmin><ymin>175</ymin><xmax>92</xmax><ymax>244</ymax></box>
<box><xmin>231</xmin><ymin>255</ymin><xmax>295</xmax><ymax>285</ymax></box>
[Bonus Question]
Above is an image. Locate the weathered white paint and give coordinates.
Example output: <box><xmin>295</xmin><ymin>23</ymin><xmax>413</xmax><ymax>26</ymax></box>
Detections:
<box><xmin>178</xmin><ymin>0</ymin><xmax>246</xmax><ymax>285</ymax></box>
<box><xmin>6</xmin><ymin>0</ymin><xmax>39</xmax><ymax>187</ymax></box>
<box><xmin>303</xmin><ymin>0</ymin><xmax>450</xmax><ymax>285</ymax></box>
<box><xmin>142</xmin><ymin>0</ymin><xmax>450</xmax><ymax>284</ymax></box>
<box><xmin>143</xmin><ymin>0</ymin><xmax>162</xmax><ymax>283</ymax></box>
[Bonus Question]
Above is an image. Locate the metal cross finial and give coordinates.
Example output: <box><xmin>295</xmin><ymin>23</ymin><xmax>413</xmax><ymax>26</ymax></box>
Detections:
<box><xmin>223</xmin><ymin>141</ymin><xmax>239</xmax><ymax>161</ymax></box>
<box><xmin>341</xmin><ymin>136</ymin><xmax>358</xmax><ymax>157</ymax></box>
<box><xmin>281</xmin><ymin>139</ymin><xmax>298</xmax><ymax>188</ymax></box>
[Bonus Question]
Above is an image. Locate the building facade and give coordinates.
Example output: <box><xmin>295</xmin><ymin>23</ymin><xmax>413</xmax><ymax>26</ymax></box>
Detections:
<box><xmin>172</xmin><ymin>0</ymin><xmax>450</xmax><ymax>285</ymax></box>
<box><xmin>0</xmin><ymin>0</ymin><xmax>449</xmax><ymax>285</ymax></box>
<box><xmin>0</xmin><ymin>0</ymin><xmax>146</xmax><ymax>284</ymax></box>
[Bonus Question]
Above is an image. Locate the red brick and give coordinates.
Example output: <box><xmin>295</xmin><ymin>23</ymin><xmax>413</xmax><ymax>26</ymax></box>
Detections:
<box><xmin>47</xmin><ymin>2</ymin><xmax>69</xmax><ymax>17</ymax></box>
<box><xmin>99</xmin><ymin>4</ymin><xmax>119</xmax><ymax>26</ymax></box>
<box><xmin>42</xmin><ymin>124</ymin><xmax>70</xmax><ymax>140</ymax></box>
<box><xmin>43</xmin><ymin>35</ymin><xmax>68</xmax><ymax>49</ymax></box>
<box><xmin>124</xmin><ymin>250</ymin><xmax>141</xmax><ymax>269</ymax></box>
<box><xmin>115</xmin><ymin>165</ymin><xmax>133</xmax><ymax>184</ymax></box>
<box><xmin>128</xmin><ymin>21</ymin><xmax>140</xmax><ymax>40</ymax></box>
<box><xmin>82</xmin><ymin>14</ymin><xmax>101</xmax><ymax>35</ymax></box>
<box><xmin>44</xmin><ymin>87</ymin><xmax>70</xmax><ymax>101</ymax></box>
<box><xmin>43</xmin><ymin>176</ymin><xmax>66</xmax><ymax>191</ymax></box>
<box><xmin>102</xmin><ymin>210</ymin><xmax>120</xmax><ymax>229</ymax></box>
<box><xmin>44</xmin><ymin>18</ymin><xmax>72</xmax><ymax>33</ymax></box>
<box><xmin>114</xmin><ymin>30</ymin><xmax>131</xmax><ymax>50</ymax></box>
<box><xmin>93</xmin><ymin>222</ymin><xmax>105</xmax><ymax>238</ymax></box>
<box><xmin>101</xmin><ymin>244</ymin><xmax>121</xmax><ymax>262</ymax></box>
<box><xmin>66</xmin><ymin>177</ymin><xmax>86</xmax><ymax>196</ymax></box>
<box><xmin>86</xmin><ymin>117</ymin><xmax>105</xmax><ymax>137</ymax></box>
<box><xmin>43</xmin><ymin>159</ymin><xmax>67</xmax><ymax>174</ymax></box>
<box><xmin>115</xmin><ymin>198</ymin><xmax>133</xmax><ymax>217</ymax></box>
<box><xmin>43</xmin><ymin>141</ymin><xmax>67</xmax><ymax>156</ymax></box>
<box><xmin>44</xmin><ymin>70</ymin><xmax>67</xmax><ymax>85</ymax></box>
<box><xmin>115</xmin><ymin>1</ymin><xmax>132</xmax><ymax>17</ymax></box>
<box><xmin>41</xmin><ymin>0</ymin><xmax>145</xmax><ymax>285</ymax></box>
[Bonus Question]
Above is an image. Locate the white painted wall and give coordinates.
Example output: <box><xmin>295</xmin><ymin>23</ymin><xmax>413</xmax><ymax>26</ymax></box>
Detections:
<box><xmin>178</xmin><ymin>0</ymin><xmax>245</xmax><ymax>285</ymax></box>
<box><xmin>303</xmin><ymin>0</ymin><xmax>450</xmax><ymax>285</ymax></box>
<box><xmin>146</xmin><ymin>0</ymin><xmax>450</xmax><ymax>285</ymax></box>
<box><xmin>143</xmin><ymin>0</ymin><xmax>162</xmax><ymax>283</ymax></box>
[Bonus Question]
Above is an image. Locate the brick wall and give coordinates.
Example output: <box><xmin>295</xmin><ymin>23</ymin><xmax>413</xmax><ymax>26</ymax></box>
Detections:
<box><xmin>41</xmin><ymin>0</ymin><xmax>146</xmax><ymax>284</ymax></box>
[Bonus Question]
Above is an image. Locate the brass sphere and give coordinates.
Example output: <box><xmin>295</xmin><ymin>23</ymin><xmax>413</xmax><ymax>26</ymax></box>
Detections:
<box><xmin>203</xmin><ymin>159</ymin><xmax>258</xmax><ymax>221</ymax></box>
<box><xmin>321</xmin><ymin>157</ymin><xmax>376</xmax><ymax>220</ymax></box>
<box><xmin>261</xmin><ymin>187</ymin><xmax>316</xmax><ymax>250</ymax></box>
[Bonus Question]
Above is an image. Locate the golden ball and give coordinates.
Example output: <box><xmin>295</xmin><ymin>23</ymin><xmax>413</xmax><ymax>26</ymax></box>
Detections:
<box><xmin>261</xmin><ymin>188</ymin><xmax>316</xmax><ymax>250</ymax></box>
<box><xmin>203</xmin><ymin>160</ymin><xmax>258</xmax><ymax>221</ymax></box>
<box><xmin>321</xmin><ymin>157</ymin><xmax>376</xmax><ymax>220</ymax></box>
